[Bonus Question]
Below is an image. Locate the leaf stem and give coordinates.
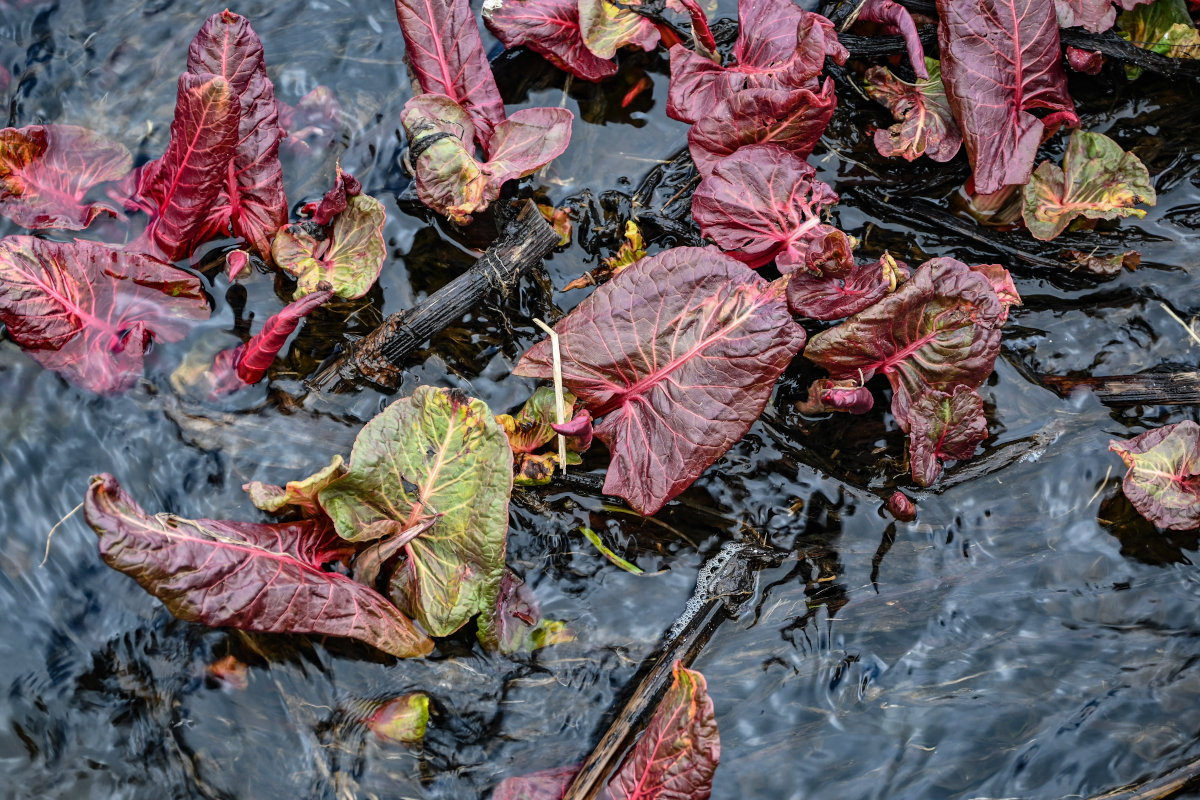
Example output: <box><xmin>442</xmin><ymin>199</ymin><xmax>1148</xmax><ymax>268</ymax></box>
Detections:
<box><xmin>533</xmin><ymin>317</ymin><xmax>568</xmax><ymax>473</ymax></box>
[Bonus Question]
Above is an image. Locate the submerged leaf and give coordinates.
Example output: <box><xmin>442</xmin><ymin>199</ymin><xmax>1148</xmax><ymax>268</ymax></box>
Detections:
<box><xmin>273</xmin><ymin>192</ymin><xmax>386</xmax><ymax>299</ymax></box>
<box><xmin>0</xmin><ymin>237</ymin><xmax>209</xmax><ymax>394</ymax></box>
<box><xmin>805</xmin><ymin>257</ymin><xmax>1006</xmax><ymax>432</ymax></box>
<box><xmin>318</xmin><ymin>387</ymin><xmax>513</xmax><ymax>637</ymax></box>
<box><xmin>244</xmin><ymin>455</ymin><xmax>347</xmax><ymax>516</ymax></box>
<box><xmin>84</xmin><ymin>473</ymin><xmax>433</xmax><ymax>657</ymax></box>
<box><xmin>367</xmin><ymin>693</ymin><xmax>430</xmax><ymax>743</ymax></box>
<box><xmin>607</xmin><ymin>662</ymin><xmax>720</xmax><ymax>800</ymax></box>
<box><xmin>580</xmin><ymin>526</ymin><xmax>644</xmax><ymax>574</ymax></box>
<box><xmin>865</xmin><ymin>58</ymin><xmax>962</xmax><ymax>163</ymax></box>
<box><xmin>1109</xmin><ymin>421</ymin><xmax>1200</xmax><ymax>530</ymax></box>
<box><xmin>395</xmin><ymin>0</ymin><xmax>507</xmax><ymax>149</ymax></box>
<box><xmin>514</xmin><ymin>247</ymin><xmax>806</xmax><ymax>515</ymax></box>
<box><xmin>907</xmin><ymin>386</ymin><xmax>988</xmax><ymax>487</ymax></box>
<box><xmin>886</xmin><ymin>490</ymin><xmax>918</xmax><ymax>521</ymax></box>
<box><xmin>687</xmin><ymin>79</ymin><xmax>838</xmax><ymax>176</ymax></box>
<box><xmin>796</xmin><ymin>378</ymin><xmax>875</xmax><ymax>415</ymax></box>
<box><xmin>692</xmin><ymin>144</ymin><xmax>840</xmax><ymax>270</ymax></box>
<box><xmin>477</xmin><ymin>568</ymin><xmax>574</xmax><ymax>653</ymax></box>
<box><xmin>0</xmin><ymin>124</ymin><xmax>130</xmax><ymax>230</ymax></box>
<box><xmin>493</xmin><ymin>765</ymin><xmax>582</xmax><ymax>800</ymax></box>
<box><xmin>1022</xmin><ymin>129</ymin><xmax>1156</xmax><ymax>241</ymax></box>
<box><xmin>186</xmin><ymin>10</ymin><xmax>288</xmax><ymax>261</ymax></box>
<box><xmin>133</xmin><ymin>73</ymin><xmax>240</xmax><ymax>261</ymax></box>
<box><xmin>937</xmin><ymin>0</ymin><xmax>1078</xmax><ymax>194</ymax></box>
<box><xmin>483</xmin><ymin>0</ymin><xmax>619</xmax><ymax>81</ymax></box>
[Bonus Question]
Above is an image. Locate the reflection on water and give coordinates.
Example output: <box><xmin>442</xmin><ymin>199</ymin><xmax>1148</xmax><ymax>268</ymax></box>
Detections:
<box><xmin>2</xmin><ymin>1</ymin><xmax>1200</xmax><ymax>798</ymax></box>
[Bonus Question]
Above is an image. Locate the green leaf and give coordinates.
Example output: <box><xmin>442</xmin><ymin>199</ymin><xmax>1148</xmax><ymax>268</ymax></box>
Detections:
<box><xmin>580</xmin><ymin>526</ymin><xmax>644</xmax><ymax>574</ymax></box>
<box><xmin>578</xmin><ymin>0</ymin><xmax>659</xmax><ymax>60</ymax></box>
<box><xmin>1022</xmin><ymin>130</ymin><xmax>1155</xmax><ymax>241</ymax></box>
<box><xmin>243</xmin><ymin>455</ymin><xmax>346</xmax><ymax>515</ymax></box>
<box><xmin>1117</xmin><ymin>0</ymin><xmax>1200</xmax><ymax>79</ymax></box>
<box><xmin>496</xmin><ymin>386</ymin><xmax>579</xmax><ymax>454</ymax></box>
<box><xmin>272</xmin><ymin>192</ymin><xmax>386</xmax><ymax>299</ymax></box>
<box><xmin>367</xmin><ymin>693</ymin><xmax>430</xmax><ymax>744</ymax></box>
<box><xmin>1109</xmin><ymin>420</ymin><xmax>1200</xmax><ymax>530</ymax></box>
<box><xmin>476</xmin><ymin>568</ymin><xmax>574</xmax><ymax>653</ymax></box>
<box><xmin>318</xmin><ymin>387</ymin><xmax>513</xmax><ymax>637</ymax></box>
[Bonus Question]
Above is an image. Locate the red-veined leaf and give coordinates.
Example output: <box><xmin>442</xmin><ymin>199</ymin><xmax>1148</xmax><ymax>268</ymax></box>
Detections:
<box><xmin>0</xmin><ymin>124</ymin><xmax>130</xmax><ymax>230</ymax></box>
<box><xmin>865</xmin><ymin>58</ymin><xmax>962</xmax><ymax>162</ymax></box>
<box><xmin>395</xmin><ymin>0</ymin><xmax>507</xmax><ymax>149</ymax></box>
<box><xmin>318</xmin><ymin>387</ymin><xmax>514</xmax><ymax>637</ymax></box>
<box><xmin>132</xmin><ymin>73</ymin><xmax>240</xmax><ymax>262</ymax></box>
<box><xmin>691</xmin><ymin>143</ymin><xmax>840</xmax><ymax>270</ymax></box>
<box><xmin>936</xmin><ymin>0</ymin><xmax>1079</xmax><ymax>194</ymax></box>
<box><xmin>186</xmin><ymin>11</ymin><xmax>288</xmax><ymax>261</ymax></box>
<box><xmin>687</xmin><ymin>78</ymin><xmax>838</xmax><ymax>177</ymax></box>
<box><xmin>493</xmin><ymin>766</ymin><xmax>582</xmax><ymax>800</ymax></box>
<box><xmin>484</xmin><ymin>0</ymin><xmax>619</xmax><ymax>81</ymax></box>
<box><xmin>667</xmin><ymin>0</ymin><xmax>717</xmax><ymax>59</ymax></box>
<box><xmin>1055</xmin><ymin>0</ymin><xmax>1118</xmax><ymax>32</ymax></box>
<box><xmin>796</xmin><ymin>378</ymin><xmax>875</xmax><ymax>415</ymax></box>
<box><xmin>84</xmin><ymin>473</ymin><xmax>434</xmax><ymax>658</ymax></box>
<box><xmin>514</xmin><ymin>247</ymin><xmax>806</xmax><ymax>515</ymax></box>
<box><xmin>278</xmin><ymin>85</ymin><xmax>344</xmax><ymax>157</ymax></box>
<box><xmin>1021</xmin><ymin>129</ymin><xmax>1155</xmax><ymax>241</ymax></box>
<box><xmin>307</xmin><ymin>163</ymin><xmax>361</xmax><ymax>226</ymax></box>
<box><xmin>788</xmin><ymin>252</ymin><xmax>909</xmax><ymax>321</ymax></box>
<box><xmin>907</xmin><ymin>385</ymin><xmax>988</xmax><ymax>486</ymax></box>
<box><xmin>666</xmin><ymin>0</ymin><xmax>845</xmax><ymax>124</ymax></box>
<box><xmin>0</xmin><ymin>237</ymin><xmax>209</xmax><ymax>394</ymax></box>
<box><xmin>887</xmin><ymin>490</ymin><xmax>917</xmax><ymax>521</ymax></box>
<box><xmin>1109</xmin><ymin>421</ymin><xmax>1200</xmax><ymax>530</ymax></box>
<box><xmin>606</xmin><ymin>662</ymin><xmax>720</xmax><ymax>800</ymax></box>
<box><xmin>804</xmin><ymin>257</ymin><xmax>1006</xmax><ymax>432</ymax></box>
<box><xmin>207</xmin><ymin>284</ymin><xmax>334</xmax><ymax>395</ymax></box>
<box><xmin>857</xmin><ymin>0</ymin><xmax>929</xmax><ymax>78</ymax></box>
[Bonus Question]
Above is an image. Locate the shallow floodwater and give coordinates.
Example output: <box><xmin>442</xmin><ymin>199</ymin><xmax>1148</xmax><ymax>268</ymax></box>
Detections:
<box><xmin>3</xmin><ymin>1</ymin><xmax>1200</xmax><ymax>798</ymax></box>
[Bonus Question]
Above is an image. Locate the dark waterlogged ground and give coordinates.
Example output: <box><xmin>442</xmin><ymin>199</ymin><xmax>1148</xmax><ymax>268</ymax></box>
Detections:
<box><xmin>3</xmin><ymin>1</ymin><xmax>1200</xmax><ymax>798</ymax></box>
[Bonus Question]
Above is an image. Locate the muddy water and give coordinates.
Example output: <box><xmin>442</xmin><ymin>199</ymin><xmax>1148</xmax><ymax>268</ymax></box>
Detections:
<box><xmin>2</xmin><ymin>1</ymin><xmax>1200</xmax><ymax>798</ymax></box>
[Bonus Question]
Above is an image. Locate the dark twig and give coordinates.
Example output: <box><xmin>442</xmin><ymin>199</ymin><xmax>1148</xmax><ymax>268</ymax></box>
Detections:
<box><xmin>1083</xmin><ymin>756</ymin><xmax>1200</xmax><ymax>800</ymax></box>
<box><xmin>308</xmin><ymin>200</ymin><xmax>559</xmax><ymax>390</ymax></box>
<box><xmin>1040</xmin><ymin>372</ymin><xmax>1200</xmax><ymax>406</ymax></box>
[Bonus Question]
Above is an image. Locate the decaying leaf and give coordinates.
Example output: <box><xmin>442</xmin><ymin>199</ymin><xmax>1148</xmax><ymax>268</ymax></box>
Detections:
<box><xmin>272</xmin><ymin>190</ymin><xmax>386</xmax><ymax>299</ymax></box>
<box><xmin>367</xmin><ymin>693</ymin><xmax>430</xmax><ymax>743</ymax></box>
<box><xmin>1109</xmin><ymin>421</ymin><xmax>1200</xmax><ymax>530</ymax></box>
<box><xmin>477</xmin><ymin>568</ymin><xmax>574</xmax><ymax>653</ymax></box>
<box><xmin>244</xmin><ymin>455</ymin><xmax>348</xmax><ymax>517</ymax></box>
<box><xmin>1022</xmin><ymin>129</ymin><xmax>1155</xmax><ymax>241</ymax></box>
<box><xmin>865</xmin><ymin>58</ymin><xmax>962</xmax><ymax>163</ymax></box>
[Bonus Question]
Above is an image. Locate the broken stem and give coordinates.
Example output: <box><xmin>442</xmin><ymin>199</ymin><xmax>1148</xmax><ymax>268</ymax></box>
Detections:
<box><xmin>533</xmin><ymin>317</ymin><xmax>569</xmax><ymax>474</ymax></box>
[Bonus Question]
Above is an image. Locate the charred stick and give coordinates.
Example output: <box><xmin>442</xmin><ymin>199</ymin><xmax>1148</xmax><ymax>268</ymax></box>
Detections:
<box><xmin>308</xmin><ymin>200</ymin><xmax>559</xmax><ymax>391</ymax></box>
<box><xmin>1084</xmin><ymin>756</ymin><xmax>1200</xmax><ymax>800</ymax></box>
<box><xmin>1040</xmin><ymin>372</ymin><xmax>1200</xmax><ymax>406</ymax></box>
<box><xmin>561</xmin><ymin>543</ymin><xmax>784</xmax><ymax>800</ymax></box>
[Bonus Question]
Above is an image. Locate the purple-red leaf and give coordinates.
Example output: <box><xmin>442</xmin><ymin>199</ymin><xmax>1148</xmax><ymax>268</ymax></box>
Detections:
<box><xmin>788</xmin><ymin>252</ymin><xmax>909</xmax><ymax>321</ymax></box>
<box><xmin>186</xmin><ymin>11</ymin><xmax>288</xmax><ymax>261</ymax></box>
<box><xmin>804</xmin><ymin>257</ymin><xmax>1006</xmax><ymax>431</ymax></box>
<box><xmin>796</xmin><ymin>378</ymin><xmax>875</xmax><ymax>415</ymax></box>
<box><xmin>666</xmin><ymin>0</ymin><xmax>846</xmax><ymax>124</ymax></box>
<box><xmin>1066</xmin><ymin>46</ymin><xmax>1105</xmax><ymax>74</ymax></box>
<box><xmin>886</xmin><ymin>490</ymin><xmax>918</xmax><ymax>521</ymax></box>
<box><xmin>208</xmin><ymin>284</ymin><xmax>334</xmax><ymax>395</ymax></box>
<box><xmin>937</xmin><ymin>0</ymin><xmax>1079</xmax><ymax>194</ymax></box>
<box><xmin>857</xmin><ymin>0</ymin><xmax>929</xmax><ymax>78</ymax></box>
<box><xmin>0</xmin><ymin>124</ymin><xmax>130</xmax><ymax>230</ymax></box>
<box><xmin>907</xmin><ymin>386</ymin><xmax>988</xmax><ymax>486</ymax></box>
<box><xmin>84</xmin><ymin>473</ymin><xmax>434</xmax><ymax>658</ymax></box>
<box><xmin>514</xmin><ymin>247</ymin><xmax>806</xmax><ymax>515</ymax></box>
<box><xmin>278</xmin><ymin>85</ymin><xmax>344</xmax><ymax>157</ymax></box>
<box><xmin>865</xmin><ymin>59</ymin><xmax>962</xmax><ymax>163</ymax></box>
<box><xmin>132</xmin><ymin>73</ymin><xmax>240</xmax><ymax>262</ymax></box>
<box><xmin>0</xmin><ymin>237</ymin><xmax>209</xmax><ymax>394</ymax></box>
<box><xmin>1109</xmin><ymin>421</ymin><xmax>1200</xmax><ymax>530</ymax></box>
<box><xmin>493</xmin><ymin>766</ymin><xmax>581</xmax><ymax>800</ymax></box>
<box><xmin>669</xmin><ymin>0</ymin><xmax>717</xmax><ymax>60</ymax></box>
<box><xmin>483</xmin><ymin>0</ymin><xmax>619</xmax><ymax>81</ymax></box>
<box><xmin>395</xmin><ymin>0</ymin><xmax>507</xmax><ymax>149</ymax></box>
<box><xmin>691</xmin><ymin>144</ymin><xmax>840</xmax><ymax>270</ymax></box>
<box><xmin>607</xmin><ymin>661</ymin><xmax>720</xmax><ymax>800</ymax></box>
<box><xmin>307</xmin><ymin>163</ymin><xmax>361</xmax><ymax>226</ymax></box>
<box><xmin>1055</xmin><ymin>0</ymin><xmax>1118</xmax><ymax>32</ymax></box>
<box><xmin>687</xmin><ymin>79</ymin><xmax>838</xmax><ymax>177</ymax></box>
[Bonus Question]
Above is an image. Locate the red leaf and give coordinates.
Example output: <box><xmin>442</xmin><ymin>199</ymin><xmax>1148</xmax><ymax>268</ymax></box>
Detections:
<box><xmin>1109</xmin><ymin>421</ymin><xmax>1200</xmax><ymax>531</ymax></box>
<box><xmin>1054</xmin><ymin>0</ymin><xmax>1122</xmax><ymax>32</ymax></box>
<box><xmin>887</xmin><ymin>490</ymin><xmax>918</xmax><ymax>521</ymax></box>
<box><xmin>937</xmin><ymin>0</ymin><xmax>1079</xmax><ymax>194</ymax></box>
<box><xmin>484</xmin><ymin>0</ymin><xmax>619</xmax><ymax>81</ymax></box>
<box><xmin>396</xmin><ymin>0</ymin><xmax>507</xmax><ymax>149</ymax></box>
<box><xmin>607</xmin><ymin>662</ymin><xmax>720</xmax><ymax>800</ymax></box>
<box><xmin>788</xmin><ymin>252</ymin><xmax>910</xmax><ymax>321</ymax></box>
<box><xmin>514</xmin><ymin>247</ymin><xmax>805</xmax><ymax>515</ymax></box>
<box><xmin>278</xmin><ymin>85</ymin><xmax>344</xmax><ymax>157</ymax></box>
<box><xmin>691</xmin><ymin>144</ymin><xmax>840</xmax><ymax>270</ymax></box>
<box><xmin>804</xmin><ymin>257</ymin><xmax>1007</xmax><ymax>432</ymax></box>
<box><xmin>668</xmin><ymin>0</ymin><xmax>717</xmax><ymax>59</ymax></box>
<box><xmin>186</xmin><ymin>10</ymin><xmax>288</xmax><ymax>261</ymax></box>
<box><xmin>0</xmin><ymin>237</ymin><xmax>209</xmax><ymax>394</ymax></box>
<box><xmin>493</xmin><ymin>765</ymin><xmax>581</xmax><ymax>800</ymax></box>
<box><xmin>208</xmin><ymin>285</ymin><xmax>334</xmax><ymax>395</ymax></box>
<box><xmin>687</xmin><ymin>78</ymin><xmax>838</xmax><ymax>177</ymax></box>
<box><xmin>865</xmin><ymin>59</ymin><xmax>962</xmax><ymax>163</ymax></box>
<box><xmin>857</xmin><ymin>0</ymin><xmax>929</xmax><ymax>78</ymax></box>
<box><xmin>0</xmin><ymin>124</ymin><xmax>130</xmax><ymax>230</ymax></box>
<box><xmin>308</xmin><ymin>163</ymin><xmax>361</xmax><ymax>226</ymax></box>
<box><xmin>907</xmin><ymin>386</ymin><xmax>988</xmax><ymax>487</ymax></box>
<box><xmin>1066</xmin><ymin>46</ymin><xmax>1105</xmax><ymax>74</ymax></box>
<box><xmin>666</xmin><ymin>1</ymin><xmax>845</xmax><ymax>124</ymax></box>
<box><xmin>796</xmin><ymin>378</ymin><xmax>875</xmax><ymax>415</ymax></box>
<box><xmin>132</xmin><ymin>73</ymin><xmax>240</xmax><ymax>262</ymax></box>
<box><xmin>84</xmin><ymin>473</ymin><xmax>434</xmax><ymax>657</ymax></box>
